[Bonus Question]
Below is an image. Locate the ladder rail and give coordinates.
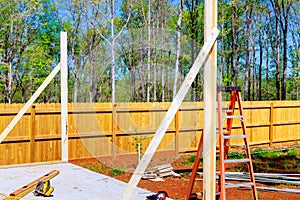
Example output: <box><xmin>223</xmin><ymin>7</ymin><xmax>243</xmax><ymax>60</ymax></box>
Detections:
<box><xmin>224</xmin><ymin>90</ymin><xmax>237</xmax><ymax>160</ymax></box>
<box><xmin>236</xmin><ymin>91</ymin><xmax>258</xmax><ymax>199</ymax></box>
<box><xmin>217</xmin><ymin>91</ymin><xmax>226</xmax><ymax>200</ymax></box>
<box><xmin>186</xmin><ymin>132</ymin><xmax>204</xmax><ymax>200</ymax></box>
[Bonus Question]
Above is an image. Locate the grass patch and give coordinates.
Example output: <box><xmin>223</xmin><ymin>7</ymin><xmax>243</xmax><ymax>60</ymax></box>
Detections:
<box><xmin>110</xmin><ymin>167</ymin><xmax>124</xmax><ymax>176</ymax></box>
<box><xmin>81</xmin><ymin>160</ymin><xmax>124</xmax><ymax>176</ymax></box>
<box><xmin>252</xmin><ymin>148</ymin><xmax>300</xmax><ymax>172</ymax></box>
<box><xmin>83</xmin><ymin>162</ymin><xmax>110</xmax><ymax>174</ymax></box>
<box><xmin>182</xmin><ymin>155</ymin><xmax>197</xmax><ymax>165</ymax></box>
<box><xmin>229</xmin><ymin>148</ymin><xmax>300</xmax><ymax>172</ymax></box>
<box><xmin>227</xmin><ymin>151</ymin><xmax>246</xmax><ymax>159</ymax></box>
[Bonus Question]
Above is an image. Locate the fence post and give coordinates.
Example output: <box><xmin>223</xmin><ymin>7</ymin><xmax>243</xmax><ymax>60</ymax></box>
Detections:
<box><xmin>112</xmin><ymin>104</ymin><xmax>117</xmax><ymax>160</ymax></box>
<box><xmin>30</xmin><ymin>105</ymin><xmax>36</xmax><ymax>163</ymax></box>
<box><xmin>175</xmin><ymin>110</ymin><xmax>180</xmax><ymax>156</ymax></box>
<box><xmin>269</xmin><ymin>103</ymin><xmax>274</xmax><ymax>147</ymax></box>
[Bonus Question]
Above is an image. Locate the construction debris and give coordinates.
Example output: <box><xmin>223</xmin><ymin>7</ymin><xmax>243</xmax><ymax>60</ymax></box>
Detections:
<box><xmin>195</xmin><ymin>171</ymin><xmax>300</xmax><ymax>194</ymax></box>
<box><xmin>224</xmin><ymin>172</ymin><xmax>300</xmax><ymax>186</ymax></box>
<box><xmin>142</xmin><ymin>164</ymin><xmax>181</xmax><ymax>181</ymax></box>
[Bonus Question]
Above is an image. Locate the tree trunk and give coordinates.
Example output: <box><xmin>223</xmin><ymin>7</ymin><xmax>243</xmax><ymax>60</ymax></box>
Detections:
<box><xmin>258</xmin><ymin>23</ymin><xmax>263</xmax><ymax>101</ymax></box>
<box><xmin>251</xmin><ymin>37</ymin><xmax>256</xmax><ymax>100</ymax></box>
<box><xmin>266</xmin><ymin>43</ymin><xmax>270</xmax><ymax>100</ymax></box>
<box><xmin>275</xmin><ymin>13</ymin><xmax>281</xmax><ymax>100</ymax></box>
<box><xmin>230</xmin><ymin>2</ymin><xmax>237</xmax><ymax>86</ymax></box>
<box><xmin>280</xmin><ymin>3</ymin><xmax>291</xmax><ymax>100</ymax></box>
<box><xmin>139</xmin><ymin>49</ymin><xmax>146</xmax><ymax>102</ymax></box>
<box><xmin>173</xmin><ymin>0</ymin><xmax>183</xmax><ymax>100</ymax></box>
<box><xmin>244</xmin><ymin>0</ymin><xmax>251</xmax><ymax>101</ymax></box>
<box><xmin>146</xmin><ymin>0</ymin><xmax>151</xmax><ymax>102</ymax></box>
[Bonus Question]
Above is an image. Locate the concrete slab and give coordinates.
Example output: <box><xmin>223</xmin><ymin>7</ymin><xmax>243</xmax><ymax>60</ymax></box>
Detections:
<box><xmin>0</xmin><ymin>162</ymin><xmax>159</xmax><ymax>200</ymax></box>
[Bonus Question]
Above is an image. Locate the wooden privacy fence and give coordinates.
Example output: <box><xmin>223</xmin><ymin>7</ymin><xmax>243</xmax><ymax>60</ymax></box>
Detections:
<box><xmin>0</xmin><ymin>101</ymin><xmax>299</xmax><ymax>166</ymax></box>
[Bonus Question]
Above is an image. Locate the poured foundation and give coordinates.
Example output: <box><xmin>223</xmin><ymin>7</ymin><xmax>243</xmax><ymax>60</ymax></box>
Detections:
<box><xmin>0</xmin><ymin>162</ymin><xmax>155</xmax><ymax>200</ymax></box>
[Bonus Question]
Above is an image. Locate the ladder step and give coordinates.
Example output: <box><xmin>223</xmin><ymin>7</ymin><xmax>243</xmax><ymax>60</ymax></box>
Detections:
<box><xmin>230</xmin><ymin>145</ymin><xmax>246</xmax><ymax>149</ymax></box>
<box><xmin>224</xmin><ymin>135</ymin><xmax>246</xmax><ymax>139</ymax></box>
<box><xmin>224</xmin><ymin>115</ymin><xmax>243</xmax><ymax>119</ymax></box>
<box><xmin>222</xmin><ymin>109</ymin><xmax>233</xmax><ymax>113</ymax></box>
<box><xmin>223</xmin><ymin>130</ymin><xmax>230</xmax><ymax>135</ymax></box>
<box><xmin>217</xmin><ymin>86</ymin><xmax>241</xmax><ymax>92</ymax></box>
<box><xmin>224</xmin><ymin>158</ymin><xmax>250</xmax><ymax>164</ymax></box>
<box><xmin>225</xmin><ymin>182</ymin><xmax>254</xmax><ymax>189</ymax></box>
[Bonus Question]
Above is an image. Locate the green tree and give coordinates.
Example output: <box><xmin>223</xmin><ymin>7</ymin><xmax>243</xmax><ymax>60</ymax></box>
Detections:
<box><xmin>0</xmin><ymin>0</ymin><xmax>61</xmax><ymax>103</ymax></box>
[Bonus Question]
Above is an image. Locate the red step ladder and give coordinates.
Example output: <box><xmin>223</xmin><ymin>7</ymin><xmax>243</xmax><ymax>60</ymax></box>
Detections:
<box><xmin>217</xmin><ymin>86</ymin><xmax>257</xmax><ymax>200</ymax></box>
<box><xmin>186</xmin><ymin>86</ymin><xmax>258</xmax><ymax>200</ymax></box>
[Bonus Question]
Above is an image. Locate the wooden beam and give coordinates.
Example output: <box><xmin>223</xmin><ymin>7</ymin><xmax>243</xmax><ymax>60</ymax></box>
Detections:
<box><xmin>60</xmin><ymin>32</ymin><xmax>68</xmax><ymax>162</ymax></box>
<box><xmin>203</xmin><ymin>0</ymin><xmax>218</xmax><ymax>199</ymax></box>
<box><xmin>120</xmin><ymin>28</ymin><xmax>219</xmax><ymax>200</ymax></box>
<box><xmin>0</xmin><ymin>63</ymin><xmax>61</xmax><ymax>144</ymax></box>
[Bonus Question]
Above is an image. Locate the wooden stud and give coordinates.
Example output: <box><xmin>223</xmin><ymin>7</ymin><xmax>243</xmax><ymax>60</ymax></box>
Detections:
<box><xmin>60</xmin><ymin>32</ymin><xmax>68</xmax><ymax>162</ymax></box>
<box><xmin>203</xmin><ymin>0</ymin><xmax>218</xmax><ymax>199</ymax></box>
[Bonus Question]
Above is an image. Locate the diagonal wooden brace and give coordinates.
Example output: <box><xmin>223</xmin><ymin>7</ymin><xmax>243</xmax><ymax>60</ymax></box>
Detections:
<box><xmin>120</xmin><ymin>27</ymin><xmax>220</xmax><ymax>200</ymax></box>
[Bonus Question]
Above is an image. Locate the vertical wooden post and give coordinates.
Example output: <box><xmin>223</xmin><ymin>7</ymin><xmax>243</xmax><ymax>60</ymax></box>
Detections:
<box><xmin>269</xmin><ymin>103</ymin><xmax>274</xmax><ymax>147</ymax></box>
<box><xmin>175</xmin><ymin>110</ymin><xmax>180</xmax><ymax>156</ymax></box>
<box><xmin>30</xmin><ymin>105</ymin><xmax>36</xmax><ymax>163</ymax></box>
<box><xmin>112</xmin><ymin>104</ymin><xmax>117</xmax><ymax>160</ymax></box>
<box><xmin>203</xmin><ymin>0</ymin><xmax>217</xmax><ymax>199</ymax></box>
<box><xmin>60</xmin><ymin>32</ymin><xmax>68</xmax><ymax>162</ymax></box>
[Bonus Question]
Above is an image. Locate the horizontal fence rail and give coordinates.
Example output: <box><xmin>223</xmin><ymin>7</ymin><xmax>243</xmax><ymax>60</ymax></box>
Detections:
<box><xmin>0</xmin><ymin>101</ymin><xmax>299</xmax><ymax>166</ymax></box>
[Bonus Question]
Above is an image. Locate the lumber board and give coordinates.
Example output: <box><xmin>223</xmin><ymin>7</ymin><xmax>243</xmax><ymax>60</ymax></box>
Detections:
<box><xmin>120</xmin><ymin>27</ymin><xmax>219</xmax><ymax>200</ymax></box>
<box><xmin>60</xmin><ymin>32</ymin><xmax>68</xmax><ymax>162</ymax></box>
<box><xmin>203</xmin><ymin>0</ymin><xmax>218</xmax><ymax>198</ymax></box>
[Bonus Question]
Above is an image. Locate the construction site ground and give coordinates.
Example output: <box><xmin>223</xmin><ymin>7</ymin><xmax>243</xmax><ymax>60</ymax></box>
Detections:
<box><xmin>71</xmin><ymin>147</ymin><xmax>300</xmax><ymax>200</ymax></box>
<box><xmin>0</xmin><ymin>162</ymin><xmax>154</xmax><ymax>200</ymax></box>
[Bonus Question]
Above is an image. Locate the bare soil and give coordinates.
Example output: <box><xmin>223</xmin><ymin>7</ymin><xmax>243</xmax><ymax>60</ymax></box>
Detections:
<box><xmin>70</xmin><ymin>150</ymin><xmax>300</xmax><ymax>200</ymax></box>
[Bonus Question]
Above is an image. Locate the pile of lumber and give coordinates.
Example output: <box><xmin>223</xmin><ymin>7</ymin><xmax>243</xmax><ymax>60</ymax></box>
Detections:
<box><xmin>142</xmin><ymin>164</ymin><xmax>181</xmax><ymax>181</ymax></box>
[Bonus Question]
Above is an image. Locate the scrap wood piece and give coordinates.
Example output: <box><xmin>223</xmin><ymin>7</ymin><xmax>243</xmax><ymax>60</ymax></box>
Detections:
<box><xmin>151</xmin><ymin>164</ymin><xmax>173</xmax><ymax>172</ymax></box>
<box><xmin>142</xmin><ymin>164</ymin><xmax>181</xmax><ymax>180</ymax></box>
<box><xmin>142</xmin><ymin>172</ymin><xmax>157</xmax><ymax>180</ymax></box>
<box><xmin>4</xmin><ymin>170</ymin><xmax>59</xmax><ymax>200</ymax></box>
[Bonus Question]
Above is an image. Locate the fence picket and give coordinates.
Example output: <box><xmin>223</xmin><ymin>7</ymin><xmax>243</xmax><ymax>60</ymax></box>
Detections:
<box><xmin>0</xmin><ymin>101</ymin><xmax>299</xmax><ymax>166</ymax></box>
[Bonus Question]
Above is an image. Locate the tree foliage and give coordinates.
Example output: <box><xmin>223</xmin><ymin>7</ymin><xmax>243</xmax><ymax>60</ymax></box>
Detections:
<box><xmin>0</xmin><ymin>0</ymin><xmax>299</xmax><ymax>103</ymax></box>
